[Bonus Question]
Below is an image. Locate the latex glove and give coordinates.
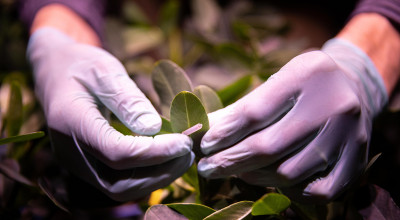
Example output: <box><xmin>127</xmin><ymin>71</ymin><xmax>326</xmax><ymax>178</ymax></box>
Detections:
<box><xmin>198</xmin><ymin>38</ymin><xmax>387</xmax><ymax>202</ymax></box>
<box><xmin>28</xmin><ymin>28</ymin><xmax>194</xmax><ymax>202</ymax></box>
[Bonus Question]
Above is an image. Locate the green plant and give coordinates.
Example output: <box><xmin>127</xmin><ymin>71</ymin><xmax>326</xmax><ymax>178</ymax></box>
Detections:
<box><xmin>143</xmin><ymin>59</ymin><xmax>292</xmax><ymax>219</ymax></box>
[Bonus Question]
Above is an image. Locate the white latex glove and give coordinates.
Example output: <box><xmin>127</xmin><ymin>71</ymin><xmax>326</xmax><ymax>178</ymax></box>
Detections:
<box><xmin>198</xmin><ymin>39</ymin><xmax>388</xmax><ymax>202</ymax></box>
<box><xmin>28</xmin><ymin>28</ymin><xmax>194</xmax><ymax>202</ymax></box>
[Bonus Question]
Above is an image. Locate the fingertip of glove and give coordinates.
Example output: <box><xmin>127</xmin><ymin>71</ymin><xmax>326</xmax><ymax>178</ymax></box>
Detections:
<box><xmin>131</xmin><ymin>113</ymin><xmax>162</xmax><ymax>135</ymax></box>
<box><xmin>197</xmin><ymin>160</ymin><xmax>216</xmax><ymax>178</ymax></box>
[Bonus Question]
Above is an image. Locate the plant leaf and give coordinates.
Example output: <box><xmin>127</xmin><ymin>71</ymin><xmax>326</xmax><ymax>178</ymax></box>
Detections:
<box><xmin>193</xmin><ymin>85</ymin><xmax>223</xmax><ymax>113</ymax></box>
<box><xmin>252</xmin><ymin>193</ymin><xmax>291</xmax><ymax>216</ymax></box>
<box><xmin>167</xmin><ymin>203</ymin><xmax>215</xmax><ymax>220</ymax></box>
<box><xmin>181</xmin><ymin>163</ymin><xmax>201</xmax><ymax>203</ymax></box>
<box><xmin>0</xmin><ymin>131</ymin><xmax>45</xmax><ymax>145</ymax></box>
<box><xmin>152</xmin><ymin>59</ymin><xmax>193</xmax><ymax>117</ymax></box>
<box><xmin>217</xmin><ymin>75</ymin><xmax>252</xmax><ymax>106</ymax></box>
<box><xmin>157</xmin><ymin>116</ymin><xmax>174</xmax><ymax>135</ymax></box>
<box><xmin>6</xmin><ymin>81</ymin><xmax>23</xmax><ymax>136</ymax></box>
<box><xmin>170</xmin><ymin>91</ymin><xmax>209</xmax><ymax>157</ymax></box>
<box><xmin>204</xmin><ymin>201</ymin><xmax>254</xmax><ymax>220</ymax></box>
<box><xmin>144</xmin><ymin>204</ymin><xmax>188</xmax><ymax>220</ymax></box>
<box><xmin>0</xmin><ymin>159</ymin><xmax>35</xmax><ymax>186</ymax></box>
<box><xmin>38</xmin><ymin>177</ymin><xmax>70</xmax><ymax>213</ymax></box>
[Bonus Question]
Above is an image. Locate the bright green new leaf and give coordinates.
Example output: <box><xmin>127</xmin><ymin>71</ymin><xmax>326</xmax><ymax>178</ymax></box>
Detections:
<box><xmin>217</xmin><ymin>75</ymin><xmax>252</xmax><ymax>106</ymax></box>
<box><xmin>193</xmin><ymin>85</ymin><xmax>223</xmax><ymax>113</ymax></box>
<box><xmin>167</xmin><ymin>203</ymin><xmax>215</xmax><ymax>220</ymax></box>
<box><xmin>204</xmin><ymin>201</ymin><xmax>254</xmax><ymax>220</ymax></box>
<box><xmin>0</xmin><ymin>131</ymin><xmax>45</xmax><ymax>145</ymax></box>
<box><xmin>252</xmin><ymin>193</ymin><xmax>291</xmax><ymax>216</ymax></box>
<box><xmin>170</xmin><ymin>91</ymin><xmax>209</xmax><ymax>157</ymax></box>
<box><xmin>152</xmin><ymin>59</ymin><xmax>193</xmax><ymax>117</ymax></box>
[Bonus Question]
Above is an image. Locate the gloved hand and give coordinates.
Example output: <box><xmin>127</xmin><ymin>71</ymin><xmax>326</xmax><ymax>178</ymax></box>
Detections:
<box><xmin>28</xmin><ymin>27</ymin><xmax>194</xmax><ymax>202</ymax></box>
<box><xmin>198</xmin><ymin>38</ymin><xmax>388</xmax><ymax>202</ymax></box>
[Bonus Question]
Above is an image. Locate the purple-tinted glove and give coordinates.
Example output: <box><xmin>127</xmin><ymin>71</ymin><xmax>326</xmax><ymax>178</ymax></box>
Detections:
<box><xmin>198</xmin><ymin>38</ymin><xmax>387</xmax><ymax>201</ymax></box>
<box><xmin>27</xmin><ymin>27</ymin><xmax>194</xmax><ymax>201</ymax></box>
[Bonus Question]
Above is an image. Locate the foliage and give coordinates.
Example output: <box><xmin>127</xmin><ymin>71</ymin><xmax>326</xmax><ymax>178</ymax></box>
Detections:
<box><xmin>1</xmin><ymin>0</ymin><xmax>399</xmax><ymax>219</ymax></box>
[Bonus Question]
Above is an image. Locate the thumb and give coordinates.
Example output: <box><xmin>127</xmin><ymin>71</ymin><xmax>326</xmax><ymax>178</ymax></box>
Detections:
<box><xmin>73</xmin><ymin>49</ymin><xmax>161</xmax><ymax>135</ymax></box>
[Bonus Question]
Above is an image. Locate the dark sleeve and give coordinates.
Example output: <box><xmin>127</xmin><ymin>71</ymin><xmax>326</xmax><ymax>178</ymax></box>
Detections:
<box><xmin>18</xmin><ymin>0</ymin><xmax>106</xmax><ymax>40</ymax></box>
<box><xmin>351</xmin><ymin>0</ymin><xmax>400</xmax><ymax>32</ymax></box>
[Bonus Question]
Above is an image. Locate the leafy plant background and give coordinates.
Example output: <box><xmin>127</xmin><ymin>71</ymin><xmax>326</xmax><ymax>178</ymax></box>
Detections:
<box><xmin>1</xmin><ymin>0</ymin><xmax>400</xmax><ymax>219</ymax></box>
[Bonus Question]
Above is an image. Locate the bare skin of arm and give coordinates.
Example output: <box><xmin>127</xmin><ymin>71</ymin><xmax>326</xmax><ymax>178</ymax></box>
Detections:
<box><xmin>30</xmin><ymin>4</ymin><xmax>101</xmax><ymax>47</ymax></box>
<box><xmin>337</xmin><ymin>13</ymin><xmax>400</xmax><ymax>96</ymax></box>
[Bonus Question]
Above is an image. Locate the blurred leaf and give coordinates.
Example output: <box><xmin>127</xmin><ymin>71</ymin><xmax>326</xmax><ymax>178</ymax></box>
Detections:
<box><xmin>152</xmin><ymin>60</ymin><xmax>193</xmax><ymax>118</ymax></box>
<box><xmin>214</xmin><ymin>43</ymin><xmax>254</xmax><ymax>68</ymax></box>
<box><xmin>122</xmin><ymin>1</ymin><xmax>150</xmax><ymax>25</ymax></box>
<box><xmin>191</xmin><ymin>0</ymin><xmax>220</xmax><ymax>34</ymax></box>
<box><xmin>38</xmin><ymin>177</ymin><xmax>70</xmax><ymax>213</ymax></box>
<box><xmin>167</xmin><ymin>203</ymin><xmax>215</xmax><ymax>220</ymax></box>
<box><xmin>204</xmin><ymin>201</ymin><xmax>254</xmax><ymax>220</ymax></box>
<box><xmin>149</xmin><ymin>189</ymin><xmax>169</xmax><ymax>206</ymax></box>
<box><xmin>232</xmin><ymin>21</ymin><xmax>253</xmax><ymax>42</ymax></box>
<box><xmin>6</xmin><ymin>80</ymin><xmax>23</xmax><ymax>136</ymax></box>
<box><xmin>193</xmin><ymin>85</ymin><xmax>223</xmax><ymax>113</ymax></box>
<box><xmin>169</xmin><ymin>29</ymin><xmax>183</xmax><ymax>66</ymax></box>
<box><xmin>217</xmin><ymin>75</ymin><xmax>252</xmax><ymax>106</ymax></box>
<box><xmin>365</xmin><ymin>153</ymin><xmax>382</xmax><ymax>173</ymax></box>
<box><xmin>252</xmin><ymin>193</ymin><xmax>290</xmax><ymax>216</ymax></box>
<box><xmin>159</xmin><ymin>0</ymin><xmax>180</xmax><ymax>34</ymax></box>
<box><xmin>0</xmin><ymin>159</ymin><xmax>34</xmax><ymax>186</ymax></box>
<box><xmin>123</xmin><ymin>26</ymin><xmax>164</xmax><ymax>56</ymax></box>
<box><xmin>144</xmin><ymin>204</ymin><xmax>187</xmax><ymax>220</ymax></box>
<box><xmin>0</xmin><ymin>131</ymin><xmax>44</xmax><ymax>145</ymax></box>
<box><xmin>170</xmin><ymin>91</ymin><xmax>209</xmax><ymax>158</ymax></box>
<box><xmin>182</xmin><ymin>163</ymin><xmax>201</xmax><ymax>203</ymax></box>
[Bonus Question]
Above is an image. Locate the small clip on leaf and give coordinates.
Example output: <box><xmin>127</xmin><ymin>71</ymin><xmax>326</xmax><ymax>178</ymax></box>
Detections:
<box><xmin>182</xmin><ymin>123</ymin><xmax>203</xmax><ymax>136</ymax></box>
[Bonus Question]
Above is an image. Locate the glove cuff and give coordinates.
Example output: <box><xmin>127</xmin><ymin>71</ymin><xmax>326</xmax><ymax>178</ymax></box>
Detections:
<box><xmin>322</xmin><ymin>38</ymin><xmax>388</xmax><ymax>116</ymax></box>
<box><xmin>27</xmin><ymin>27</ymin><xmax>76</xmax><ymax>60</ymax></box>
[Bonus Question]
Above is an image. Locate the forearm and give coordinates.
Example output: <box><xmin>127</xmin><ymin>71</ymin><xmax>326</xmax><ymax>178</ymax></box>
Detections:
<box><xmin>19</xmin><ymin>0</ymin><xmax>106</xmax><ymax>46</ymax></box>
<box><xmin>31</xmin><ymin>4</ymin><xmax>101</xmax><ymax>46</ymax></box>
<box><xmin>337</xmin><ymin>13</ymin><xmax>400</xmax><ymax>96</ymax></box>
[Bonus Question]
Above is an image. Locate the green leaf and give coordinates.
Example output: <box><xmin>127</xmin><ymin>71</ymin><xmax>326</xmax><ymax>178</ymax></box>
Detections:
<box><xmin>170</xmin><ymin>91</ymin><xmax>209</xmax><ymax>157</ymax></box>
<box><xmin>158</xmin><ymin>116</ymin><xmax>174</xmax><ymax>134</ymax></box>
<box><xmin>110</xmin><ymin>121</ymin><xmax>133</xmax><ymax>135</ymax></box>
<box><xmin>152</xmin><ymin>59</ymin><xmax>193</xmax><ymax>117</ymax></box>
<box><xmin>181</xmin><ymin>163</ymin><xmax>201</xmax><ymax>203</ymax></box>
<box><xmin>0</xmin><ymin>131</ymin><xmax>45</xmax><ymax>145</ymax></box>
<box><xmin>144</xmin><ymin>204</ymin><xmax>188</xmax><ymax>220</ymax></box>
<box><xmin>181</xmin><ymin>163</ymin><xmax>199</xmax><ymax>189</ymax></box>
<box><xmin>193</xmin><ymin>85</ymin><xmax>223</xmax><ymax>113</ymax></box>
<box><xmin>167</xmin><ymin>203</ymin><xmax>215</xmax><ymax>220</ymax></box>
<box><xmin>217</xmin><ymin>75</ymin><xmax>252</xmax><ymax>106</ymax></box>
<box><xmin>252</xmin><ymin>193</ymin><xmax>291</xmax><ymax>216</ymax></box>
<box><xmin>170</xmin><ymin>91</ymin><xmax>209</xmax><ymax>133</ymax></box>
<box><xmin>6</xmin><ymin>81</ymin><xmax>23</xmax><ymax>136</ymax></box>
<box><xmin>204</xmin><ymin>201</ymin><xmax>254</xmax><ymax>220</ymax></box>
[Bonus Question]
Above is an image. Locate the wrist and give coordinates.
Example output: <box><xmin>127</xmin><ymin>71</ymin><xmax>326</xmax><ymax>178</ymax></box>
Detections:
<box><xmin>337</xmin><ymin>13</ymin><xmax>400</xmax><ymax>96</ymax></box>
<box><xmin>31</xmin><ymin>4</ymin><xmax>101</xmax><ymax>47</ymax></box>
